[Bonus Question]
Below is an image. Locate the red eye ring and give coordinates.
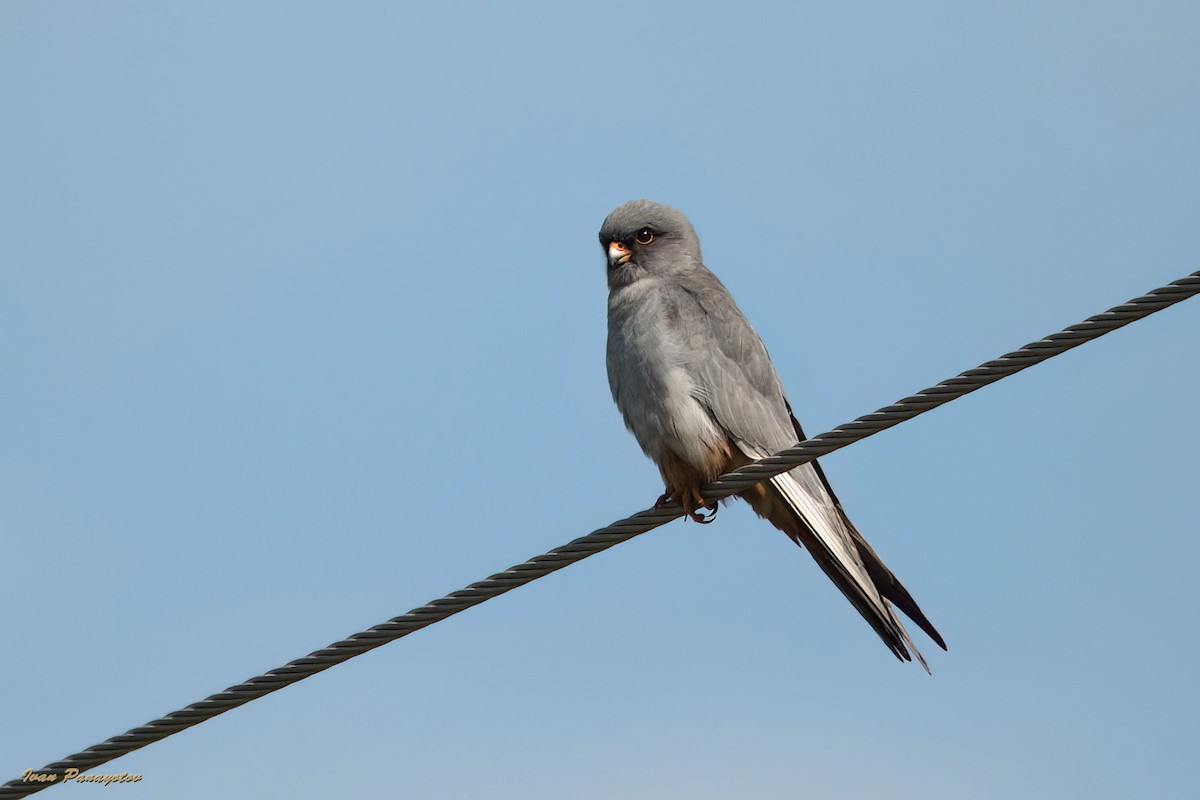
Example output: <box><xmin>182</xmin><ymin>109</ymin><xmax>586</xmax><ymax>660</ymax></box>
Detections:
<box><xmin>634</xmin><ymin>228</ymin><xmax>654</xmax><ymax>245</ymax></box>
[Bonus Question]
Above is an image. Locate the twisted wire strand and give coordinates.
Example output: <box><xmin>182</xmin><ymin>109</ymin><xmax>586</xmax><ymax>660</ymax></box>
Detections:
<box><xmin>4</xmin><ymin>270</ymin><xmax>1197</xmax><ymax>798</ymax></box>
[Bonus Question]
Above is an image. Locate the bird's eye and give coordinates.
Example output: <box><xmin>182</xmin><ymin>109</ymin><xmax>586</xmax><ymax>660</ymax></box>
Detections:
<box><xmin>634</xmin><ymin>228</ymin><xmax>654</xmax><ymax>245</ymax></box>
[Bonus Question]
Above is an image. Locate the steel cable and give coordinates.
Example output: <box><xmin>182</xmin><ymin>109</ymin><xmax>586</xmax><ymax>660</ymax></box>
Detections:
<box><xmin>3</xmin><ymin>270</ymin><xmax>1197</xmax><ymax>798</ymax></box>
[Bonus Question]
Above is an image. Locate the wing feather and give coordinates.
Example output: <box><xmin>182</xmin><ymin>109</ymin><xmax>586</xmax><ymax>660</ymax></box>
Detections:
<box><xmin>669</xmin><ymin>268</ymin><xmax>942</xmax><ymax>663</ymax></box>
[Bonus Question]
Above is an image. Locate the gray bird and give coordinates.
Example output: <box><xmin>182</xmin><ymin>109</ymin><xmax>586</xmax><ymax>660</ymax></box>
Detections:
<box><xmin>600</xmin><ymin>199</ymin><xmax>946</xmax><ymax>667</ymax></box>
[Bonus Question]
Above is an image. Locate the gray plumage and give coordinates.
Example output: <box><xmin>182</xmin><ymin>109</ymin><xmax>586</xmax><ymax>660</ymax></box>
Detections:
<box><xmin>600</xmin><ymin>199</ymin><xmax>945</xmax><ymax>667</ymax></box>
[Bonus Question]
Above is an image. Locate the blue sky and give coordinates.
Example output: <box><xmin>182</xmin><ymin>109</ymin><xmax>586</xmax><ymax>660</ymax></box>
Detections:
<box><xmin>3</xmin><ymin>2</ymin><xmax>1198</xmax><ymax>798</ymax></box>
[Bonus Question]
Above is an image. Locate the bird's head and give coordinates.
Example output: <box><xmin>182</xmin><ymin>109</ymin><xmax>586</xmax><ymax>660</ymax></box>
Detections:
<box><xmin>599</xmin><ymin>199</ymin><xmax>701</xmax><ymax>289</ymax></box>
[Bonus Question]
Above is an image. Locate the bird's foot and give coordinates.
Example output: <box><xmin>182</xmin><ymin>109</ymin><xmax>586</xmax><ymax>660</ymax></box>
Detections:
<box><xmin>656</xmin><ymin>489</ymin><xmax>718</xmax><ymax>524</ymax></box>
<box><xmin>681</xmin><ymin>486</ymin><xmax>718</xmax><ymax>524</ymax></box>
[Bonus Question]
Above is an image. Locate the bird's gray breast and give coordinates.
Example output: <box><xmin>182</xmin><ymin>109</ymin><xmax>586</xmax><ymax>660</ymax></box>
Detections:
<box><xmin>606</xmin><ymin>278</ymin><xmax>726</xmax><ymax>470</ymax></box>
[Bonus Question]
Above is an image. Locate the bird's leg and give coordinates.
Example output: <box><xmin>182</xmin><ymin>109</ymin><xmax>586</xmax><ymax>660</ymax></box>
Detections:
<box><xmin>655</xmin><ymin>471</ymin><xmax>718</xmax><ymax>523</ymax></box>
<box><xmin>654</xmin><ymin>488</ymin><xmax>713</xmax><ymax>523</ymax></box>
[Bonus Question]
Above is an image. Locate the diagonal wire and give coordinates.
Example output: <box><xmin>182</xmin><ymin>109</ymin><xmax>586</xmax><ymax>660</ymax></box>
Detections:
<box><xmin>3</xmin><ymin>270</ymin><xmax>1197</xmax><ymax>798</ymax></box>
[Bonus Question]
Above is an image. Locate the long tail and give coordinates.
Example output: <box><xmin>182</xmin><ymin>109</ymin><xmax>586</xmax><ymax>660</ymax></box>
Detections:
<box><xmin>739</xmin><ymin>461</ymin><xmax>946</xmax><ymax>669</ymax></box>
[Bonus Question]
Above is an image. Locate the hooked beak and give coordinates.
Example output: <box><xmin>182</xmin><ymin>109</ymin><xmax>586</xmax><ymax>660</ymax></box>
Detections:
<box><xmin>607</xmin><ymin>240</ymin><xmax>632</xmax><ymax>268</ymax></box>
